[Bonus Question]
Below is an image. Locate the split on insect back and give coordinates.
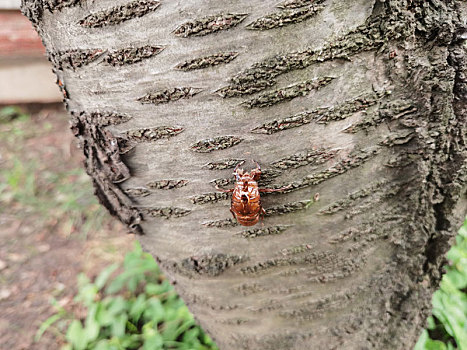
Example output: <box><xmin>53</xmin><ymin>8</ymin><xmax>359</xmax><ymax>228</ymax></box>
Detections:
<box><xmin>215</xmin><ymin>160</ymin><xmax>290</xmax><ymax>226</ymax></box>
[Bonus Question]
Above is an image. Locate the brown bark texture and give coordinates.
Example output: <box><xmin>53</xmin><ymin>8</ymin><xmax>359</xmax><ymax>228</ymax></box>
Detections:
<box><xmin>21</xmin><ymin>0</ymin><xmax>467</xmax><ymax>349</ymax></box>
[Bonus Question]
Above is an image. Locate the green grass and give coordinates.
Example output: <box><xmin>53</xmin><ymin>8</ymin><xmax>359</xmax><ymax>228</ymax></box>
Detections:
<box><xmin>415</xmin><ymin>219</ymin><xmax>467</xmax><ymax>350</ymax></box>
<box><xmin>0</xmin><ymin>106</ymin><xmax>45</xmax><ymax>143</ymax></box>
<box><xmin>36</xmin><ymin>242</ymin><xmax>218</xmax><ymax>350</ymax></box>
<box><xmin>0</xmin><ymin>105</ymin><xmax>30</xmax><ymax>124</ymax></box>
<box><xmin>0</xmin><ymin>157</ymin><xmax>106</xmax><ymax>235</ymax></box>
<box><xmin>0</xmin><ymin>107</ymin><xmax>106</xmax><ymax>235</ymax></box>
<box><xmin>38</xmin><ymin>221</ymin><xmax>466</xmax><ymax>350</ymax></box>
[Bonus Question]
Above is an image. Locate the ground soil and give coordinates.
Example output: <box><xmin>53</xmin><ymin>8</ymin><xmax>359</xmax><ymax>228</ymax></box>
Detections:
<box><xmin>0</xmin><ymin>105</ymin><xmax>134</xmax><ymax>349</ymax></box>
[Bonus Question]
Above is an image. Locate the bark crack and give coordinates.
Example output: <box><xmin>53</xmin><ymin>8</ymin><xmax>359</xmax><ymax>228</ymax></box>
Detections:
<box><xmin>71</xmin><ymin>112</ymin><xmax>143</xmax><ymax>234</ymax></box>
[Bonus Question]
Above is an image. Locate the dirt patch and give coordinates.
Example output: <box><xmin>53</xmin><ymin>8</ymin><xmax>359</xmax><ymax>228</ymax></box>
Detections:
<box><xmin>0</xmin><ymin>105</ymin><xmax>133</xmax><ymax>349</ymax></box>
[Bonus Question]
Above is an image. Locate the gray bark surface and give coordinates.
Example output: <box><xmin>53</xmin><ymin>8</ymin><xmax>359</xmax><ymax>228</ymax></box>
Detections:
<box><xmin>22</xmin><ymin>0</ymin><xmax>467</xmax><ymax>349</ymax></box>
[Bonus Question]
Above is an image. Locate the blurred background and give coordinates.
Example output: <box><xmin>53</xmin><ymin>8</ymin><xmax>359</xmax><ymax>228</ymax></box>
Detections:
<box><xmin>0</xmin><ymin>0</ymin><xmax>62</xmax><ymax>104</ymax></box>
<box><xmin>0</xmin><ymin>2</ymin><xmax>137</xmax><ymax>349</ymax></box>
<box><xmin>0</xmin><ymin>2</ymin><xmax>464</xmax><ymax>350</ymax></box>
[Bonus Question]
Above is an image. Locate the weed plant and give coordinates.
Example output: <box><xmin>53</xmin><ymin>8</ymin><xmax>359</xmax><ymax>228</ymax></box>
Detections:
<box><xmin>415</xmin><ymin>220</ymin><xmax>467</xmax><ymax>350</ymax></box>
<box><xmin>36</xmin><ymin>242</ymin><xmax>218</xmax><ymax>350</ymax></box>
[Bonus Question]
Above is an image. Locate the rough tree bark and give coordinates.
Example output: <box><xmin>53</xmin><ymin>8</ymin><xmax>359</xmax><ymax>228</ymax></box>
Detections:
<box><xmin>22</xmin><ymin>0</ymin><xmax>466</xmax><ymax>349</ymax></box>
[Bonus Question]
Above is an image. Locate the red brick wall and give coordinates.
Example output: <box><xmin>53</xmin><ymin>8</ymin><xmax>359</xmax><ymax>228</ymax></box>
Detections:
<box><xmin>0</xmin><ymin>10</ymin><xmax>45</xmax><ymax>57</ymax></box>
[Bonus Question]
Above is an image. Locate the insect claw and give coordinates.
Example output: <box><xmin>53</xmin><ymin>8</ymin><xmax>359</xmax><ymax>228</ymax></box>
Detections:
<box><xmin>252</xmin><ymin>159</ymin><xmax>260</xmax><ymax>170</ymax></box>
<box><xmin>234</xmin><ymin>160</ymin><xmax>246</xmax><ymax>173</ymax></box>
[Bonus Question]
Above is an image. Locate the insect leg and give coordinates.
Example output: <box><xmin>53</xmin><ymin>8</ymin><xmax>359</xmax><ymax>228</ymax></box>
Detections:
<box><xmin>253</xmin><ymin>159</ymin><xmax>261</xmax><ymax>171</ymax></box>
<box><xmin>230</xmin><ymin>208</ymin><xmax>237</xmax><ymax>220</ymax></box>
<box><xmin>215</xmin><ymin>185</ymin><xmax>234</xmax><ymax>193</ymax></box>
<box><xmin>251</xmin><ymin>159</ymin><xmax>262</xmax><ymax>181</ymax></box>
<box><xmin>260</xmin><ymin>207</ymin><xmax>266</xmax><ymax>226</ymax></box>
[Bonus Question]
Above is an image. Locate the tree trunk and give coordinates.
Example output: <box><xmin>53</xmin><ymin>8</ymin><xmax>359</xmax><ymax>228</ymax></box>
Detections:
<box><xmin>22</xmin><ymin>0</ymin><xmax>466</xmax><ymax>348</ymax></box>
